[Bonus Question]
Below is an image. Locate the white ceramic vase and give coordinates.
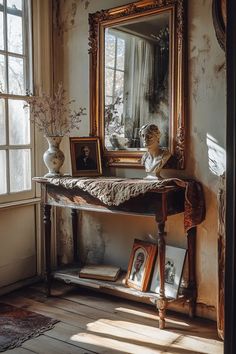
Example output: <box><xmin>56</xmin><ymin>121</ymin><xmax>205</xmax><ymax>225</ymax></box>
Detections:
<box><xmin>43</xmin><ymin>136</ymin><xmax>65</xmax><ymax>177</ymax></box>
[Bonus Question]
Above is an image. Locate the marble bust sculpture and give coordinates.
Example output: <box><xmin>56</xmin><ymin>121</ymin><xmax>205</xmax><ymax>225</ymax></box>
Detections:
<box><xmin>139</xmin><ymin>123</ymin><xmax>171</xmax><ymax>179</ymax></box>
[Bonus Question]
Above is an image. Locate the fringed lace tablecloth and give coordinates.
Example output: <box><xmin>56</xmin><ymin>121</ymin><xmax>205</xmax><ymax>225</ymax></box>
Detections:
<box><xmin>45</xmin><ymin>176</ymin><xmax>205</xmax><ymax>232</ymax></box>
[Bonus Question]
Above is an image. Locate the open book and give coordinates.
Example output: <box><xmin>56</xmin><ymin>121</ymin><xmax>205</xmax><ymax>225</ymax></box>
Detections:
<box><xmin>79</xmin><ymin>265</ymin><xmax>121</xmax><ymax>281</ymax></box>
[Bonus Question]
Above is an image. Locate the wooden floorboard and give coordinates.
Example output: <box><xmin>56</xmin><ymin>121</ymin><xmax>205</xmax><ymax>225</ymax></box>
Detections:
<box><xmin>3</xmin><ymin>348</ymin><xmax>35</xmax><ymax>354</ymax></box>
<box><xmin>1</xmin><ymin>281</ymin><xmax>223</xmax><ymax>354</ymax></box>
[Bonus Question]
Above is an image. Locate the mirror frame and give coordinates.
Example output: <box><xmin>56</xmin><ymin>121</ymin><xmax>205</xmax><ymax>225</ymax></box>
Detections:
<box><xmin>212</xmin><ymin>0</ymin><xmax>226</xmax><ymax>51</ymax></box>
<box><xmin>89</xmin><ymin>0</ymin><xmax>186</xmax><ymax>168</ymax></box>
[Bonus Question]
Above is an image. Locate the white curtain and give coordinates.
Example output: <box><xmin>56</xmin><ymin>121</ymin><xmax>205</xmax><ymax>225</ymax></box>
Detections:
<box><xmin>123</xmin><ymin>36</ymin><xmax>154</xmax><ymax>147</ymax></box>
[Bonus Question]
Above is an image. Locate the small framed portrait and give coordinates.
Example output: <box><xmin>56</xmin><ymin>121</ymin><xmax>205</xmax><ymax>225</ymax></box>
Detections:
<box><xmin>125</xmin><ymin>239</ymin><xmax>157</xmax><ymax>291</ymax></box>
<box><xmin>150</xmin><ymin>245</ymin><xmax>187</xmax><ymax>299</ymax></box>
<box><xmin>70</xmin><ymin>137</ymin><xmax>102</xmax><ymax>177</ymax></box>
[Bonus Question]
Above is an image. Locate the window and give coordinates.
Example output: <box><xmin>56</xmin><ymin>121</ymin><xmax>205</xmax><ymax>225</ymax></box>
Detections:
<box><xmin>105</xmin><ymin>29</ymin><xmax>125</xmax><ymax>106</ymax></box>
<box><xmin>104</xmin><ymin>29</ymin><xmax>126</xmax><ymax>148</ymax></box>
<box><xmin>0</xmin><ymin>0</ymin><xmax>33</xmax><ymax>202</ymax></box>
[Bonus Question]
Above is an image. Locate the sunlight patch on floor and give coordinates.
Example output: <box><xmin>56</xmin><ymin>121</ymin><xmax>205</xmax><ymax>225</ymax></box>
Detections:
<box><xmin>73</xmin><ymin>318</ymin><xmax>180</xmax><ymax>347</ymax></box>
<box><xmin>171</xmin><ymin>334</ymin><xmax>223</xmax><ymax>354</ymax></box>
<box><xmin>115</xmin><ymin>306</ymin><xmax>159</xmax><ymax>320</ymax></box>
<box><xmin>71</xmin><ymin>332</ymin><xmax>166</xmax><ymax>354</ymax></box>
<box><xmin>87</xmin><ymin>318</ymin><xmax>178</xmax><ymax>341</ymax></box>
<box><xmin>115</xmin><ymin>306</ymin><xmax>190</xmax><ymax>327</ymax></box>
<box><xmin>68</xmin><ymin>317</ymin><xmax>223</xmax><ymax>354</ymax></box>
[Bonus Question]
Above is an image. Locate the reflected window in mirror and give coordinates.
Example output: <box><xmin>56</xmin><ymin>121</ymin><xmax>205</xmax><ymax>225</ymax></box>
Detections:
<box><xmin>104</xmin><ymin>13</ymin><xmax>170</xmax><ymax>152</ymax></box>
<box><xmin>105</xmin><ymin>29</ymin><xmax>125</xmax><ymax>150</ymax></box>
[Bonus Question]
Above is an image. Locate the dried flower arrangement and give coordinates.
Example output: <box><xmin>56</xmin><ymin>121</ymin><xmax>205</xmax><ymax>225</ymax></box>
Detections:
<box><xmin>25</xmin><ymin>83</ymin><xmax>86</xmax><ymax>136</ymax></box>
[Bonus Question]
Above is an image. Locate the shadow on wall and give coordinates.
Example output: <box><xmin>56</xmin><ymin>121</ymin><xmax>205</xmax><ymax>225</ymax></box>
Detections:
<box><xmin>79</xmin><ymin>212</ymin><xmax>106</xmax><ymax>265</ymax></box>
<box><xmin>53</xmin><ymin>0</ymin><xmax>90</xmax><ymax>39</ymax></box>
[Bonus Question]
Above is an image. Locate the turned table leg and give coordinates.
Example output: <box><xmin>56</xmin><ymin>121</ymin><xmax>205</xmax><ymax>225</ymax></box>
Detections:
<box><xmin>187</xmin><ymin>226</ymin><xmax>197</xmax><ymax>318</ymax></box>
<box><xmin>156</xmin><ymin>221</ymin><xmax>167</xmax><ymax>329</ymax></box>
<box><xmin>43</xmin><ymin>204</ymin><xmax>52</xmax><ymax>297</ymax></box>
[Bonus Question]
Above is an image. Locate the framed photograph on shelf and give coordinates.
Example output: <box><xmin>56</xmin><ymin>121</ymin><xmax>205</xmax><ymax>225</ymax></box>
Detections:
<box><xmin>125</xmin><ymin>239</ymin><xmax>157</xmax><ymax>291</ymax></box>
<box><xmin>70</xmin><ymin>137</ymin><xmax>102</xmax><ymax>177</ymax></box>
<box><xmin>150</xmin><ymin>245</ymin><xmax>187</xmax><ymax>299</ymax></box>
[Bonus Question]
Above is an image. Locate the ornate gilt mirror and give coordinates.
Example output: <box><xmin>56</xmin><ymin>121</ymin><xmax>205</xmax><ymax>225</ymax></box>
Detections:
<box><xmin>89</xmin><ymin>0</ymin><xmax>186</xmax><ymax>168</ymax></box>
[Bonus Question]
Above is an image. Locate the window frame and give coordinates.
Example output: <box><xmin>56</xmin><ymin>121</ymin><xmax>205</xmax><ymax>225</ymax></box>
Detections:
<box><xmin>0</xmin><ymin>0</ymin><xmax>35</xmax><ymax>203</ymax></box>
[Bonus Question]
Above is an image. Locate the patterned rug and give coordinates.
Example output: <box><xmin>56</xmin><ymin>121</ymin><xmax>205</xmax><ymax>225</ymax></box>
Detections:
<box><xmin>0</xmin><ymin>302</ymin><xmax>58</xmax><ymax>352</ymax></box>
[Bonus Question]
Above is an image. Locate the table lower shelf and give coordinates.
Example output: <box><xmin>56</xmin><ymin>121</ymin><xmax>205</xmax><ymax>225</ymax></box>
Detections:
<box><xmin>52</xmin><ymin>267</ymin><xmax>187</xmax><ymax>306</ymax></box>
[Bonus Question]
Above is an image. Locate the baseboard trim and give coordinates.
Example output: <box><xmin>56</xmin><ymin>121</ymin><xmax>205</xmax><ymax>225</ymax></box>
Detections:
<box><xmin>168</xmin><ymin>301</ymin><xmax>216</xmax><ymax>321</ymax></box>
<box><xmin>0</xmin><ymin>276</ymin><xmax>43</xmax><ymax>296</ymax></box>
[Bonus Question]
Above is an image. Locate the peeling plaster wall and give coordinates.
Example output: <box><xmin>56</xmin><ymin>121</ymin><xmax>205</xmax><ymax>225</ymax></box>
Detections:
<box><xmin>187</xmin><ymin>0</ymin><xmax>226</xmax><ymax>309</ymax></box>
<box><xmin>52</xmin><ymin>0</ymin><xmax>226</xmax><ymax>319</ymax></box>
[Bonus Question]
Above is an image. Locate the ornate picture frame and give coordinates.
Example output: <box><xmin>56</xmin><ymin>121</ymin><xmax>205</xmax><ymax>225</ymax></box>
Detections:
<box><xmin>70</xmin><ymin>137</ymin><xmax>102</xmax><ymax>177</ymax></box>
<box><xmin>150</xmin><ymin>245</ymin><xmax>187</xmax><ymax>299</ymax></box>
<box><xmin>125</xmin><ymin>239</ymin><xmax>157</xmax><ymax>291</ymax></box>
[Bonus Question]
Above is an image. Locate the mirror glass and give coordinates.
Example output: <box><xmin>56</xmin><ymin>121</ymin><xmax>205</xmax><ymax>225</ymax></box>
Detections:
<box><xmin>104</xmin><ymin>12</ymin><xmax>170</xmax><ymax>152</ymax></box>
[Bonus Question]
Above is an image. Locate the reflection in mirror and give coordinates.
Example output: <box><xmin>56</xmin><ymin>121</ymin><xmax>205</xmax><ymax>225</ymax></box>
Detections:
<box><xmin>89</xmin><ymin>0</ymin><xmax>186</xmax><ymax>168</ymax></box>
<box><xmin>104</xmin><ymin>12</ymin><xmax>170</xmax><ymax>152</ymax></box>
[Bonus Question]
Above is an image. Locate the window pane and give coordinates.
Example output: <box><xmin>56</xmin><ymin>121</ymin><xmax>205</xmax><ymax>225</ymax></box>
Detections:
<box><xmin>115</xmin><ymin>71</ymin><xmax>124</xmax><ymax>98</ymax></box>
<box><xmin>7</xmin><ymin>0</ymin><xmax>22</xmax><ymax>10</ymax></box>
<box><xmin>105</xmin><ymin>68</ymin><xmax>114</xmax><ymax>97</ymax></box>
<box><xmin>115</xmin><ymin>100</ymin><xmax>124</xmax><ymax>122</ymax></box>
<box><xmin>117</xmin><ymin>38</ymin><xmax>125</xmax><ymax>70</ymax></box>
<box><xmin>0</xmin><ymin>150</ymin><xmax>7</xmax><ymax>194</ymax></box>
<box><xmin>0</xmin><ymin>12</ymin><xmax>4</xmax><ymax>50</ymax></box>
<box><xmin>0</xmin><ymin>54</ymin><xmax>6</xmax><ymax>92</ymax></box>
<box><xmin>9</xmin><ymin>99</ymin><xmax>30</xmax><ymax>145</ymax></box>
<box><xmin>9</xmin><ymin>149</ymin><xmax>31</xmax><ymax>192</ymax></box>
<box><xmin>105</xmin><ymin>96</ymin><xmax>112</xmax><ymax>105</ymax></box>
<box><xmin>105</xmin><ymin>31</ymin><xmax>115</xmax><ymax>68</ymax></box>
<box><xmin>0</xmin><ymin>99</ymin><xmax>6</xmax><ymax>145</ymax></box>
<box><xmin>7</xmin><ymin>14</ymin><xmax>23</xmax><ymax>54</ymax></box>
<box><xmin>8</xmin><ymin>55</ymin><xmax>24</xmax><ymax>95</ymax></box>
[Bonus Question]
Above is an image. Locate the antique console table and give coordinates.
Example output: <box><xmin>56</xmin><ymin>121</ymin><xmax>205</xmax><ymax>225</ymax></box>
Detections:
<box><xmin>33</xmin><ymin>176</ymin><xmax>205</xmax><ymax>329</ymax></box>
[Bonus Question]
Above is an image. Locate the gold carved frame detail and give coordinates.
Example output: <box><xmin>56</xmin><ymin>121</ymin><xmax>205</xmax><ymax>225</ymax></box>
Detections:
<box><xmin>89</xmin><ymin>0</ymin><xmax>187</xmax><ymax>168</ymax></box>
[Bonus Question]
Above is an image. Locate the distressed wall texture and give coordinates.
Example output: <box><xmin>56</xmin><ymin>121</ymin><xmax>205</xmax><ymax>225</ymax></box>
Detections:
<box><xmin>52</xmin><ymin>0</ymin><xmax>226</xmax><ymax>319</ymax></box>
